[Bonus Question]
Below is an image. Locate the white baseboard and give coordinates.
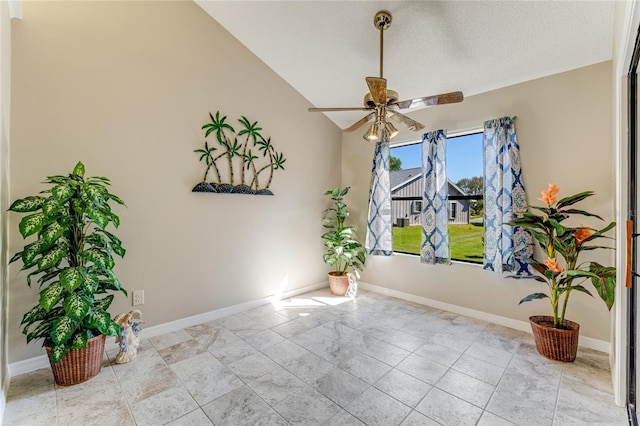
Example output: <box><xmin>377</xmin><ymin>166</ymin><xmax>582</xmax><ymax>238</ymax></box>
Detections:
<box><xmin>8</xmin><ymin>281</ymin><xmax>328</xmax><ymax>378</ymax></box>
<box><xmin>358</xmin><ymin>282</ymin><xmax>611</xmax><ymax>354</ymax></box>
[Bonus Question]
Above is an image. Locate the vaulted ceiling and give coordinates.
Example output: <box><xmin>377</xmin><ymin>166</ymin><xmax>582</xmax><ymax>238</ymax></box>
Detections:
<box><xmin>196</xmin><ymin>1</ymin><xmax>615</xmax><ymax>130</ymax></box>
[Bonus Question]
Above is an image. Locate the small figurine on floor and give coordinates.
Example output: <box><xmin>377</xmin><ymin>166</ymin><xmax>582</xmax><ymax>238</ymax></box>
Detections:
<box><xmin>114</xmin><ymin>310</ymin><xmax>144</xmax><ymax>364</ymax></box>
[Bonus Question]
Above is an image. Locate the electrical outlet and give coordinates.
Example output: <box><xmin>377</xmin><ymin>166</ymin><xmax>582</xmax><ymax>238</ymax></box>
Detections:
<box><xmin>133</xmin><ymin>290</ymin><xmax>144</xmax><ymax>306</ymax></box>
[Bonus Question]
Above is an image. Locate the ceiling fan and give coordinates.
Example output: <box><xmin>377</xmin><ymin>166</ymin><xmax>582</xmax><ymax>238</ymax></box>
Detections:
<box><xmin>308</xmin><ymin>10</ymin><xmax>464</xmax><ymax>143</ymax></box>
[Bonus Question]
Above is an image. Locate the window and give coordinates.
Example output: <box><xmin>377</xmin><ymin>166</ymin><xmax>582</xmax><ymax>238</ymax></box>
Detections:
<box><xmin>390</xmin><ymin>131</ymin><xmax>484</xmax><ymax>263</ymax></box>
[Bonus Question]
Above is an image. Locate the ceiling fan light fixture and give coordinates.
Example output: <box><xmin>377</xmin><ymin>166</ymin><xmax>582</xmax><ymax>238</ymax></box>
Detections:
<box><xmin>384</xmin><ymin>122</ymin><xmax>399</xmax><ymax>139</ymax></box>
<box><xmin>364</xmin><ymin>123</ymin><xmax>380</xmax><ymax>142</ymax></box>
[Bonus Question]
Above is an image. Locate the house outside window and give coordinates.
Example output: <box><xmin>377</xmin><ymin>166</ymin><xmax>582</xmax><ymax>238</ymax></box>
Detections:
<box><xmin>389</xmin><ymin>131</ymin><xmax>484</xmax><ymax>263</ymax></box>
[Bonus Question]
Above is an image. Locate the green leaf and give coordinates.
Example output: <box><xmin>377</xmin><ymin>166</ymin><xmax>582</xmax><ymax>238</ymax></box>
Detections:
<box><xmin>63</xmin><ymin>293</ymin><xmax>92</xmax><ymax>322</ymax></box>
<box><xmin>85</xmin><ymin>310</ymin><xmax>111</xmax><ymax>332</ymax></box>
<box><xmin>556</xmin><ymin>191</ymin><xmax>595</xmax><ymax>209</ymax></box>
<box><xmin>82</xmin><ymin>183</ymin><xmax>108</xmax><ymax>206</ymax></box>
<box><xmin>105</xmin><ymin>321</ymin><xmax>120</xmax><ymax>337</ymax></box>
<box><xmin>560</xmin><ymin>209</ymin><xmax>604</xmax><ymax>220</ymax></box>
<box><xmin>25</xmin><ymin>320</ymin><xmax>52</xmax><ymax>342</ymax></box>
<box><xmin>9</xmin><ymin>251</ymin><xmax>22</xmax><ymax>264</ymax></box>
<box><xmin>518</xmin><ymin>293</ymin><xmax>549</xmax><ymax>304</ymax></box>
<box><xmin>41</xmin><ymin>222</ymin><xmax>65</xmax><ymax>246</ymax></box>
<box><xmin>42</xmin><ymin>197</ymin><xmax>61</xmax><ymax>217</ymax></box>
<box><xmin>83</xmin><ymin>272</ymin><xmax>99</xmax><ymax>293</ymax></box>
<box><xmin>85</xmin><ymin>206</ymin><xmax>109</xmax><ymax>229</ymax></box>
<box><xmin>81</xmin><ymin>248</ymin><xmax>113</xmax><ymax>269</ymax></box>
<box><xmin>21</xmin><ymin>304</ymin><xmax>47</xmax><ymax>326</ymax></box>
<box><xmin>18</xmin><ymin>212</ymin><xmax>46</xmax><ymax>238</ymax></box>
<box><xmin>94</xmin><ymin>295</ymin><xmax>114</xmax><ymax>311</ymax></box>
<box><xmin>49</xmin><ymin>344</ymin><xmax>70</xmax><ymax>364</ymax></box>
<box><xmin>109</xmin><ymin>212</ymin><xmax>120</xmax><ymax>228</ymax></box>
<box><xmin>51</xmin><ymin>316</ymin><xmax>76</xmax><ymax>345</ymax></box>
<box><xmin>39</xmin><ymin>282</ymin><xmax>63</xmax><ymax>311</ymax></box>
<box><xmin>38</xmin><ymin>244</ymin><xmax>67</xmax><ymax>270</ymax></box>
<box><xmin>72</xmin><ymin>161</ymin><xmax>85</xmax><ymax>178</ymax></box>
<box><xmin>108</xmin><ymin>194</ymin><xmax>126</xmax><ymax>206</ymax></box>
<box><xmin>60</xmin><ymin>267</ymin><xmax>84</xmax><ymax>291</ymax></box>
<box><xmin>71</xmin><ymin>330</ymin><xmax>89</xmax><ymax>349</ymax></box>
<box><xmin>21</xmin><ymin>238</ymin><xmax>51</xmax><ymax>268</ymax></box>
<box><xmin>9</xmin><ymin>196</ymin><xmax>46</xmax><ymax>212</ymax></box>
<box><xmin>52</xmin><ymin>184</ymin><xmax>74</xmax><ymax>204</ymax></box>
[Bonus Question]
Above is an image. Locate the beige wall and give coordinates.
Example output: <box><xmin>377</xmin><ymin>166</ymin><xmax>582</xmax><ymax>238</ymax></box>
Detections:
<box><xmin>343</xmin><ymin>61</ymin><xmax>615</xmax><ymax>342</ymax></box>
<box><xmin>1</xmin><ymin>0</ymin><xmax>11</xmax><ymax>405</ymax></box>
<box><xmin>8</xmin><ymin>1</ymin><xmax>341</xmax><ymax>363</ymax></box>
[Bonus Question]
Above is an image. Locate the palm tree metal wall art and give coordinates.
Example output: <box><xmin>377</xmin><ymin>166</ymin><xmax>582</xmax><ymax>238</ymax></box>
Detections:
<box><xmin>192</xmin><ymin>111</ymin><xmax>286</xmax><ymax>195</ymax></box>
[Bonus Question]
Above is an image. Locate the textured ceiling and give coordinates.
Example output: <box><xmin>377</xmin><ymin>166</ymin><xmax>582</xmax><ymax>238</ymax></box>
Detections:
<box><xmin>195</xmin><ymin>1</ymin><xmax>615</xmax><ymax>130</ymax></box>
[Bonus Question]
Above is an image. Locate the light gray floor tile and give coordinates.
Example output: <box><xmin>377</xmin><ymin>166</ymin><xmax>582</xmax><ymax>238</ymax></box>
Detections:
<box><xmin>184</xmin><ymin>322</ymin><xmax>240</xmax><ymax>350</ymax></box>
<box><xmin>338</xmin><ymin>351</ymin><xmax>392</xmax><ymax>384</ymax></box>
<box><xmin>414</xmin><ymin>341</ymin><xmax>463</xmax><ymax>367</ymax></box>
<box><xmin>400</xmin><ymin>410</ymin><xmax>441</xmax><ymax>426</ymax></box>
<box><xmin>324</xmin><ymin>409</ymin><xmax>367</xmax><ymax>426</ymax></box>
<box><xmin>247</xmin><ymin>367</ymin><xmax>308</xmax><ymax>406</ymax></box>
<box><xmin>415</xmin><ymin>388</ymin><xmax>483</xmax><ymax>426</ymax></box>
<box><xmin>130</xmin><ymin>385</ymin><xmax>198</xmax><ymax>426</ymax></box>
<box><xmin>373</xmin><ymin>369</ymin><xmax>432</xmax><ymax>408</ymax></box>
<box><xmin>4</xmin><ymin>368</ymin><xmax>57</xmax><ymax>426</ymax></box>
<box><xmin>262</xmin><ymin>339</ymin><xmax>310</xmax><ymax>366</ymax></box>
<box><xmin>244</xmin><ymin>329</ymin><xmax>286</xmax><ymax>350</ymax></box>
<box><xmin>477</xmin><ymin>411</ymin><xmax>517</xmax><ymax>425</ymax></box>
<box><xmin>56</xmin><ymin>366</ymin><xmax>134</xmax><ymax>425</ymax></box>
<box><xmin>111</xmin><ymin>344</ymin><xmax>181</xmax><ymax>404</ymax></box>
<box><xmin>451</xmin><ymin>353</ymin><xmax>505</xmax><ymax>386</ymax></box>
<box><xmin>312</xmin><ymin>366</ymin><xmax>369</xmax><ymax>406</ymax></box>
<box><xmin>209</xmin><ymin>339</ymin><xmax>259</xmax><ymax>365</ymax></box>
<box><xmin>435</xmin><ymin>369</ymin><xmax>495</xmax><ymax>408</ymax></box>
<box><xmin>165</xmin><ymin>408</ymin><xmax>214</xmax><ymax>426</ymax></box>
<box><xmin>485</xmin><ymin>369</ymin><xmax>558</xmax><ymax>426</ymax></box>
<box><xmin>555</xmin><ymin>372</ymin><xmax>628</xmax><ymax>425</ymax></box>
<box><xmin>202</xmin><ymin>385</ymin><xmax>288</xmax><ymax>426</ymax></box>
<box><xmin>4</xmin><ymin>288</ymin><xmax>625</xmax><ymax>426</ymax></box>
<box><xmin>396</xmin><ymin>353</ymin><xmax>449</xmax><ymax>385</ymax></box>
<box><xmin>273</xmin><ymin>385</ymin><xmax>340</xmax><ymax>425</ymax></box>
<box><xmin>217</xmin><ymin>312</ymin><xmax>269</xmax><ymax>338</ymax></box>
<box><xmin>347</xmin><ymin>387</ymin><xmax>412</xmax><ymax>426</ymax></box>
<box><xmin>171</xmin><ymin>351</ymin><xmax>243</xmax><ymax>405</ymax></box>
<box><xmin>227</xmin><ymin>352</ymin><xmax>280</xmax><ymax>381</ymax></box>
<box><xmin>149</xmin><ymin>329</ymin><xmax>193</xmax><ymax>350</ymax></box>
<box><xmin>280</xmin><ymin>351</ymin><xmax>334</xmax><ymax>385</ymax></box>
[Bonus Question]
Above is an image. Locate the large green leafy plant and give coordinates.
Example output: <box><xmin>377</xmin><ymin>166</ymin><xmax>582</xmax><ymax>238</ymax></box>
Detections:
<box><xmin>508</xmin><ymin>184</ymin><xmax>616</xmax><ymax>329</ymax></box>
<box><xmin>322</xmin><ymin>187</ymin><xmax>365</xmax><ymax>276</ymax></box>
<box><xmin>9</xmin><ymin>162</ymin><xmax>127</xmax><ymax>362</ymax></box>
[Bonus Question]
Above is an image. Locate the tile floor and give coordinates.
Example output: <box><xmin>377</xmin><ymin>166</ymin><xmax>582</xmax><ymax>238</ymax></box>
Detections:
<box><xmin>3</xmin><ymin>288</ymin><xmax>628</xmax><ymax>426</ymax></box>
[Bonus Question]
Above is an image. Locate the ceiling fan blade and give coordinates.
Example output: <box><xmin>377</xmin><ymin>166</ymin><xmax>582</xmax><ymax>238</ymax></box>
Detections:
<box><xmin>344</xmin><ymin>112</ymin><xmax>375</xmax><ymax>132</ymax></box>
<box><xmin>393</xmin><ymin>91</ymin><xmax>464</xmax><ymax>110</ymax></box>
<box><xmin>387</xmin><ymin>110</ymin><xmax>425</xmax><ymax>132</ymax></box>
<box><xmin>308</xmin><ymin>107</ymin><xmax>372</xmax><ymax>112</ymax></box>
<box><xmin>366</xmin><ymin>77</ymin><xmax>387</xmax><ymax>105</ymax></box>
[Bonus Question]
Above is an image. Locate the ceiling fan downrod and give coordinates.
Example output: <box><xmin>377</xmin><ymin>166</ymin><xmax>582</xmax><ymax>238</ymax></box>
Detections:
<box><xmin>374</xmin><ymin>11</ymin><xmax>392</xmax><ymax>79</ymax></box>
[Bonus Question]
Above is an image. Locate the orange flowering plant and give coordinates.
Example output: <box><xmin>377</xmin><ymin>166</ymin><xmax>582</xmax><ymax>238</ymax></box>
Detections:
<box><xmin>508</xmin><ymin>184</ymin><xmax>616</xmax><ymax>329</ymax></box>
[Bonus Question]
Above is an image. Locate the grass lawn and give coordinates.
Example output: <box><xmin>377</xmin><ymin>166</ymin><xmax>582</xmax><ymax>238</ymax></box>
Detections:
<box><xmin>393</xmin><ymin>223</ymin><xmax>484</xmax><ymax>263</ymax></box>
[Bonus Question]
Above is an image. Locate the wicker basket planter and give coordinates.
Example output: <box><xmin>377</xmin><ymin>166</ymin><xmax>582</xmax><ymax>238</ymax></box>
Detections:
<box><xmin>529</xmin><ymin>315</ymin><xmax>580</xmax><ymax>362</ymax></box>
<box><xmin>46</xmin><ymin>334</ymin><xmax>106</xmax><ymax>386</ymax></box>
<box><xmin>328</xmin><ymin>272</ymin><xmax>350</xmax><ymax>296</ymax></box>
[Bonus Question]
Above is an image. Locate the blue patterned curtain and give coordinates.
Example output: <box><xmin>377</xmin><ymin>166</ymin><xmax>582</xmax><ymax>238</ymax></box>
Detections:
<box><xmin>483</xmin><ymin>117</ymin><xmax>532</xmax><ymax>275</ymax></box>
<box><xmin>365</xmin><ymin>141</ymin><xmax>393</xmax><ymax>256</ymax></box>
<box><xmin>421</xmin><ymin>130</ymin><xmax>450</xmax><ymax>264</ymax></box>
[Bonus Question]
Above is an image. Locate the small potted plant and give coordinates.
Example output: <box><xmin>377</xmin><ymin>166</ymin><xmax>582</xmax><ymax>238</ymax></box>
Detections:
<box><xmin>322</xmin><ymin>187</ymin><xmax>366</xmax><ymax>296</ymax></box>
<box><xmin>508</xmin><ymin>183</ymin><xmax>616</xmax><ymax>362</ymax></box>
<box><xmin>9</xmin><ymin>161</ymin><xmax>127</xmax><ymax>385</ymax></box>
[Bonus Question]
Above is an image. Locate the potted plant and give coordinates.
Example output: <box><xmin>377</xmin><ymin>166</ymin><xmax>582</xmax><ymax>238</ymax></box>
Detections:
<box><xmin>322</xmin><ymin>187</ymin><xmax>366</xmax><ymax>296</ymax></box>
<box><xmin>9</xmin><ymin>161</ymin><xmax>127</xmax><ymax>385</ymax></box>
<box><xmin>508</xmin><ymin>183</ymin><xmax>616</xmax><ymax>362</ymax></box>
